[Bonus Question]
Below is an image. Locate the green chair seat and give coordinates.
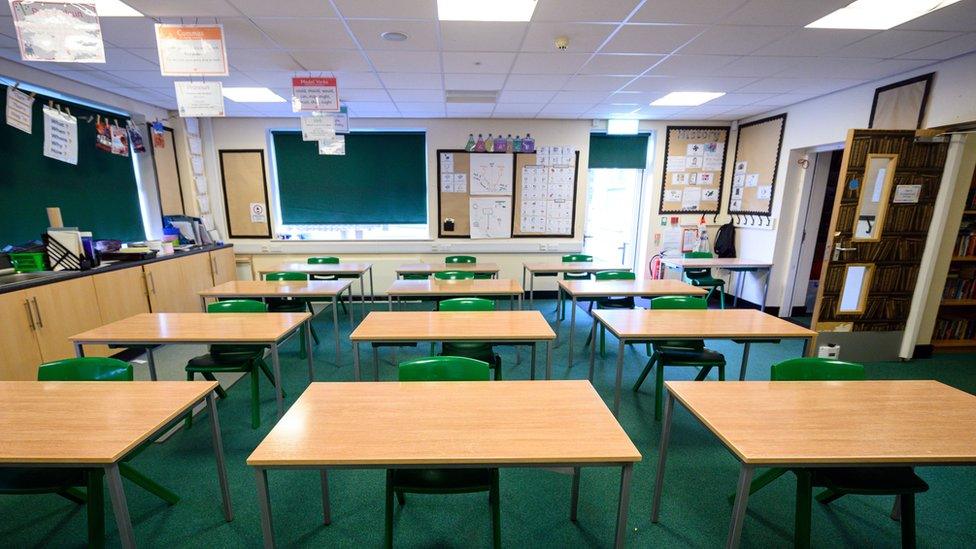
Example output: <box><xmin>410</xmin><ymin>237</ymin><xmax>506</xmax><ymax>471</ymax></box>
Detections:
<box><xmin>434</xmin><ymin>271</ymin><xmax>475</xmax><ymax>280</ymax></box>
<box><xmin>690</xmin><ymin>276</ymin><xmax>725</xmax><ymax>287</ymax></box>
<box><xmin>390</xmin><ymin>468</ymin><xmax>494</xmax><ymax>491</ymax></box>
<box><xmin>657</xmin><ymin>347</ymin><xmax>726</xmax><ymax>365</ymax></box>
<box><xmin>186</xmin><ymin>355</ymin><xmax>261</xmax><ymax>372</ymax></box>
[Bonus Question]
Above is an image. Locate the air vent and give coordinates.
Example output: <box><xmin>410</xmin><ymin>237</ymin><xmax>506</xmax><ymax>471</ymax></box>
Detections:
<box><xmin>445</xmin><ymin>90</ymin><xmax>498</xmax><ymax>104</ymax></box>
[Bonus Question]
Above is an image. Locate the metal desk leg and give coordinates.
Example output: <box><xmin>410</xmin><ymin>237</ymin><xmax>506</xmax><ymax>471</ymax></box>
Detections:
<box><xmin>306</xmin><ymin>322</ymin><xmax>315</xmax><ymax>380</ymax></box>
<box><xmin>359</xmin><ymin>275</ymin><xmax>367</xmax><ymax>317</ymax></box>
<box><xmin>570</xmin><ymin>467</ymin><xmax>581</xmax><ymax>522</ymax></box>
<box><xmin>530</xmin><ymin>342</ymin><xmax>536</xmax><ymax>380</ymax></box>
<box><xmin>74</xmin><ymin>342</ymin><xmax>85</xmax><ymax>358</ymax></box>
<box><xmin>519</xmin><ymin>292</ymin><xmax>523</xmax><ymax>310</ymax></box>
<box><xmin>802</xmin><ymin>337</ymin><xmax>811</xmax><ymax>357</ymax></box>
<box><xmin>332</xmin><ymin>296</ymin><xmax>341</xmax><ymax>367</ymax></box>
<box><xmin>614</xmin><ymin>463</ymin><xmax>634</xmax><ymax>549</ymax></box>
<box><xmin>568</xmin><ymin>297</ymin><xmax>577</xmax><ymax>368</ymax></box>
<box><xmin>727</xmin><ymin>465</ymin><xmax>755</xmax><ymax>549</ymax></box>
<box><xmin>652</xmin><ymin>392</ymin><xmax>675</xmax><ymax>522</ymax></box>
<box><xmin>270</xmin><ymin>343</ymin><xmax>284</xmax><ymax>418</ymax></box>
<box><xmin>255</xmin><ymin>468</ymin><xmax>276</xmax><ymax>549</ymax></box>
<box><xmin>613</xmin><ymin>339</ymin><xmax>625</xmax><ymax>416</ymax></box>
<box><xmin>105</xmin><ymin>463</ymin><xmax>135</xmax><ymax>549</ymax></box>
<box><xmin>388</xmin><ymin>296</ymin><xmax>394</xmax><ymax>311</ymax></box>
<box><xmin>588</xmin><ymin>320</ymin><xmax>597</xmax><ymax>382</ymax></box>
<box><xmin>545</xmin><ymin>340</ymin><xmax>552</xmax><ymax>380</ymax></box>
<box><xmin>353</xmin><ymin>342</ymin><xmax>361</xmax><ymax>381</ymax></box>
<box><xmin>320</xmin><ymin>470</ymin><xmax>332</xmax><ymax>525</ymax></box>
<box><xmin>348</xmin><ymin>289</ymin><xmax>355</xmax><ymax>328</ymax></box>
<box><xmin>734</xmin><ymin>271</ymin><xmax>743</xmax><ymax>307</ymax></box>
<box><xmin>207</xmin><ymin>392</ymin><xmax>233</xmax><ymax>521</ymax></box>
<box><xmin>555</xmin><ymin>289</ymin><xmax>563</xmax><ymax>344</ymax></box>
<box><xmin>369</xmin><ymin>266</ymin><xmax>375</xmax><ymax>306</ymax></box>
<box><xmin>522</xmin><ymin>266</ymin><xmax>527</xmax><ymax>305</ymax></box>
<box><xmin>146</xmin><ymin>347</ymin><xmax>158</xmax><ymax>381</ymax></box>
<box><xmin>738</xmin><ymin>342</ymin><xmax>751</xmax><ymax>381</ymax></box>
<box><xmin>761</xmin><ymin>268</ymin><xmax>770</xmax><ymax>312</ymax></box>
<box><xmin>529</xmin><ymin>270</ymin><xmax>535</xmax><ymax>307</ymax></box>
<box><xmin>373</xmin><ymin>346</ymin><xmax>380</xmax><ymax>381</ymax></box>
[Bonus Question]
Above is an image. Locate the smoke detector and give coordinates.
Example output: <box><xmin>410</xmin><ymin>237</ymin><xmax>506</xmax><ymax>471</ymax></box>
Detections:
<box><xmin>555</xmin><ymin>36</ymin><xmax>569</xmax><ymax>50</ymax></box>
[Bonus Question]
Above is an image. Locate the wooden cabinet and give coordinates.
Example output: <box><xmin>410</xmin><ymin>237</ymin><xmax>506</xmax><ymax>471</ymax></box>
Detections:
<box><xmin>30</xmin><ymin>277</ymin><xmax>104</xmax><ymax>363</ymax></box>
<box><xmin>0</xmin><ymin>289</ymin><xmax>44</xmax><ymax>380</ymax></box>
<box><xmin>89</xmin><ymin>267</ymin><xmax>151</xmax><ymax>357</ymax></box>
<box><xmin>144</xmin><ymin>251</ymin><xmax>215</xmax><ymax>312</ymax></box>
<box><xmin>210</xmin><ymin>247</ymin><xmax>236</xmax><ymax>285</ymax></box>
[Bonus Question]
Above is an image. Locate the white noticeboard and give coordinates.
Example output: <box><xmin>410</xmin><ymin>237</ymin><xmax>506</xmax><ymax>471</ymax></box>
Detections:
<box><xmin>154</xmin><ymin>24</ymin><xmax>229</xmax><ymax>77</ymax></box>
<box><xmin>174</xmin><ymin>81</ymin><xmax>225</xmax><ymax>117</ymax></box>
<box><xmin>6</xmin><ymin>87</ymin><xmax>34</xmax><ymax>134</ymax></box>
<box><xmin>10</xmin><ymin>0</ymin><xmax>105</xmax><ymax>63</ymax></box>
<box><xmin>469</xmin><ymin>196</ymin><xmax>512</xmax><ymax>239</ymax></box>
<box><xmin>42</xmin><ymin>105</ymin><xmax>77</xmax><ymax>165</ymax></box>
<box><xmin>469</xmin><ymin>153</ymin><xmax>514</xmax><ymax>196</ymax></box>
<box><xmin>292</xmin><ymin>77</ymin><xmax>339</xmax><ymax>112</ymax></box>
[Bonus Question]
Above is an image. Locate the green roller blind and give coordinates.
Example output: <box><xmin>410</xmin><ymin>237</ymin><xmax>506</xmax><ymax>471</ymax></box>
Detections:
<box><xmin>0</xmin><ymin>84</ymin><xmax>144</xmax><ymax>246</ymax></box>
<box><xmin>588</xmin><ymin>133</ymin><xmax>649</xmax><ymax>169</ymax></box>
<box><xmin>271</xmin><ymin>131</ymin><xmax>427</xmax><ymax>225</ymax></box>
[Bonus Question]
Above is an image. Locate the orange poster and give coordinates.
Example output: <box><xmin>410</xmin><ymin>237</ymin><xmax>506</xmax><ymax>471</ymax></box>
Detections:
<box><xmin>155</xmin><ymin>24</ymin><xmax>229</xmax><ymax>77</ymax></box>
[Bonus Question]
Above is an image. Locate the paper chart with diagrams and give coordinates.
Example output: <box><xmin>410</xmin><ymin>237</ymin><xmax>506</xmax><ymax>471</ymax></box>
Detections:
<box><xmin>519</xmin><ymin>164</ymin><xmax>574</xmax><ymax>235</ymax></box>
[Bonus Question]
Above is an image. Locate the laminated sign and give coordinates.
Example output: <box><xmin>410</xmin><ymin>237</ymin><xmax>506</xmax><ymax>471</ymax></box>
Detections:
<box><xmin>292</xmin><ymin>77</ymin><xmax>339</xmax><ymax>112</ymax></box>
<box><xmin>155</xmin><ymin>24</ymin><xmax>229</xmax><ymax>76</ymax></box>
<box><xmin>42</xmin><ymin>106</ymin><xmax>78</xmax><ymax>165</ymax></box>
<box><xmin>9</xmin><ymin>0</ymin><xmax>105</xmax><ymax>62</ymax></box>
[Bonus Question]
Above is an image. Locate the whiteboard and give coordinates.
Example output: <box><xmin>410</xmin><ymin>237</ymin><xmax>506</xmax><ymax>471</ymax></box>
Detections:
<box><xmin>469</xmin><ymin>153</ymin><xmax>514</xmax><ymax>195</ymax></box>
<box><xmin>469</xmin><ymin>196</ymin><xmax>512</xmax><ymax>239</ymax></box>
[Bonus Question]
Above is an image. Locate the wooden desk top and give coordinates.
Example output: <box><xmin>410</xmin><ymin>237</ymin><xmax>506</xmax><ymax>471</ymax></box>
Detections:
<box><xmin>661</xmin><ymin>257</ymin><xmax>771</xmax><ymax>269</ymax></box>
<box><xmin>558</xmin><ymin>279</ymin><xmax>705</xmax><ymax>297</ymax></box>
<box><xmin>594</xmin><ymin>309</ymin><xmax>815</xmax><ymax>340</ymax></box>
<box><xmin>258</xmin><ymin>262</ymin><xmax>372</xmax><ymax>275</ymax></box>
<box><xmin>350</xmin><ymin>311</ymin><xmax>554</xmax><ymax>341</ymax></box>
<box><xmin>200</xmin><ymin>279</ymin><xmax>353</xmax><ymax>298</ymax></box>
<box><xmin>523</xmin><ymin>262</ymin><xmax>629</xmax><ymax>273</ymax></box>
<box><xmin>667</xmin><ymin>380</ymin><xmax>976</xmax><ymax>465</ymax></box>
<box><xmin>247</xmin><ymin>380</ymin><xmax>641</xmax><ymax>467</ymax></box>
<box><xmin>0</xmin><ymin>381</ymin><xmax>217</xmax><ymax>464</ymax></box>
<box><xmin>396</xmin><ymin>262</ymin><xmax>500</xmax><ymax>274</ymax></box>
<box><xmin>387</xmin><ymin>278</ymin><xmax>523</xmax><ymax>296</ymax></box>
<box><xmin>70</xmin><ymin>312</ymin><xmax>311</xmax><ymax>344</ymax></box>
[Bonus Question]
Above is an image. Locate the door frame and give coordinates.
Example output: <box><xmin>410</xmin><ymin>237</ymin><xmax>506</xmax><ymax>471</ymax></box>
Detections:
<box><xmin>583</xmin><ymin>166</ymin><xmax>647</xmax><ymax>269</ymax></box>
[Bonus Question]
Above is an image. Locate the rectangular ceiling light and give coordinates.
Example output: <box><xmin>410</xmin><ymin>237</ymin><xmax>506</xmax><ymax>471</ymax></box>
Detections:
<box><xmin>607</xmin><ymin>119</ymin><xmax>639</xmax><ymax>135</ymax></box>
<box><xmin>222</xmin><ymin>87</ymin><xmax>286</xmax><ymax>103</ymax></box>
<box><xmin>806</xmin><ymin>0</ymin><xmax>962</xmax><ymax>30</ymax></box>
<box><xmin>96</xmin><ymin>0</ymin><xmax>144</xmax><ymax>17</ymax></box>
<box><xmin>437</xmin><ymin>0</ymin><xmax>538</xmax><ymax>21</ymax></box>
<box><xmin>651</xmin><ymin>92</ymin><xmax>725</xmax><ymax>107</ymax></box>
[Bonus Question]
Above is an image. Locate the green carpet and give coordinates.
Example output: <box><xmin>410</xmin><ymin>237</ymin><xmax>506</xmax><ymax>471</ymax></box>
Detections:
<box><xmin>2</xmin><ymin>300</ymin><xmax>975</xmax><ymax>548</ymax></box>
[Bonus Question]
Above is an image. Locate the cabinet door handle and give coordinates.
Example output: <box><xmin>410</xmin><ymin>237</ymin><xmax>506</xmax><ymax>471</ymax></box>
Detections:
<box><xmin>212</xmin><ymin>255</ymin><xmax>219</xmax><ymax>276</ymax></box>
<box><xmin>31</xmin><ymin>297</ymin><xmax>43</xmax><ymax>328</ymax></box>
<box><xmin>24</xmin><ymin>299</ymin><xmax>36</xmax><ymax>330</ymax></box>
<box><xmin>147</xmin><ymin>272</ymin><xmax>156</xmax><ymax>294</ymax></box>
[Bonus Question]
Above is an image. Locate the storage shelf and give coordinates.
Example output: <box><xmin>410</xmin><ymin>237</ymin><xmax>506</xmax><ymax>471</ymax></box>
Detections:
<box><xmin>932</xmin><ymin>339</ymin><xmax>976</xmax><ymax>349</ymax></box>
<box><xmin>941</xmin><ymin>299</ymin><xmax>976</xmax><ymax>306</ymax></box>
<box><xmin>951</xmin><ymin>256</ymin><xmax>976</xmax><ymax>262</ymax></box>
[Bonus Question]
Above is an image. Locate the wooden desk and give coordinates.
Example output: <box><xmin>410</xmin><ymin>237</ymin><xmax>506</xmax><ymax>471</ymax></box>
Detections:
<box><xmin>386</xmin><ymin>278</ymin><xmax>523</xmax><ymax>310</ymax></box>
<box><xmin>521</xmin><ymin>262</ymin><xmax>630</xmax><ymax>306</ymax></box>
<box><xmin>69</xmin><ymin>312</ymin><xmax>311</xmax><ymax>418</ymax></box>
<box><xmin>349</xmin><ymin>311</ymin><xmax>555</xmax><ymax>380</ymax></box>
<box><xmin>395</xmin><ymin>262</ymin><xmax>500</xmax><ymax>278</ymax></box>
<box><xmin>200</xmin><ymin>280</ymin><xmax>354</xmax><ymax>366</ymax></box>
<box><xmin>248</xmin><ymin>380</ymin><xmax>641</xmax><ymax>548</ymax></box>
<box><xmin>590</xmin><ymin>309</ymin><xmax>816</xmax><ymax>415</ymax></box>
<box><xmin>0</xmin><ymin>381</ymin><xmax>231</xmax><ymax>548</ymax></box>
<box><xmin>651</xmin><ymin>380</ymin><xmax>976</xmax><ymax>549</ymax></box>
<box><xmin>257</xmin><ymin>262</ymin><xmax>374</xmax><ymax>315</ymax></box>
<box><xmin>557</xmin><ymin>279</ymin><xmax>706</xmax><ymax>369</ymax></box>
<box><xmin>660</xmin><ymin>257</ymin><xmax>773</xmax><ymax>310</ymax></box>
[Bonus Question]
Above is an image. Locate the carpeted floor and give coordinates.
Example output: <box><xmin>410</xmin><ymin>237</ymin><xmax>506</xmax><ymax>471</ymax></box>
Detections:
<box><xmin>2</xmin><ymin>299</ymin><xmax>974</xmax><ymax>548</ymax></box>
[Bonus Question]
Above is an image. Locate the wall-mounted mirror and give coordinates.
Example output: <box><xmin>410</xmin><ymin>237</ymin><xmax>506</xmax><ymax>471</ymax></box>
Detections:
<box><xmin>837</xmin><ymin>264</ymin><xmax>873</xmax><ymax>314</ymax></box>
<box><xmin>853</xmin><ymin>154</ymin><xmax>897</xmax><ymax>240</ymax></box>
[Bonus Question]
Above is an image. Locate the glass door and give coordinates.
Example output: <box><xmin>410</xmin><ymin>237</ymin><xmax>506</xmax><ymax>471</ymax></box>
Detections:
<box><xmin>584</xmin><ymin>168</ymin><xmax>643</xmax><ymax>267</ymax></box>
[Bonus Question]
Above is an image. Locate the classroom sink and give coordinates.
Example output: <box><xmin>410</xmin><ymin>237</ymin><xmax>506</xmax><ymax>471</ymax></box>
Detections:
<box><xmin>0</xmin><ymin>271</ymin><xmax>62</xmax><ymax>286</ymax></box>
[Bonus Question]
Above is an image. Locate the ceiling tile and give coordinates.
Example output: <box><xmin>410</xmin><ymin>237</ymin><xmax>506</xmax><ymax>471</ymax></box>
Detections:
<box><xmin>387</xmin><ymin>89</ymin><xmax>444</xmax><ymax>102</ymax></box>
<box><xmin>723</xmin><ymin>0</ymin><xmax>852</xmax><ymax>26</ymax></box>
<box><xmin>621</xmin><ymin>75</ymin><xmax>680</xmax><ymax>92</ymax></box>
<box><xmin>368</xmin><ymin>50</ymin><xmax>441</xmax><ymax>73</ymax></box>
<box><xmin>339</xmin><ymin>88</ymin><xmax>392</xmax><ymax>101</ymax></box>
<box><xmin>498</xmin><ymin>90</ymin><xmax>555</xmax><ymax>102</ymax></box>
<box><xmin>440</xmin><ymin>22</ymin><xmax>528</xmax><ymax>52</ymax></box>
<box><xmin>897</xmin><ymin>1</ymin><xmax>976</xmax><ymax>32</ymax></box>
<box><xmin>251</xmin><ymin>18</ymin><xmax>355</xmax><ymax>50</ymax></box>
<box><xmin>378</xmin><ymin>72</ymin><xmax>442</xmax><ymax>89</ymax></box>
<box><xmin>102</xmin><ymin>48</ymin><xmax>158</xmax><ymax>70</ymax></box>
<box><xmin>492</xmin><ymin>103</ymin><xmax>544</xmax><ymax>115</ymax></box>
<box><xmin>227</xmin><ymin>0</ymin><xmax>337</xmax><ymax>17</ymax></box>
<box><xmin>396</xmin><ymin>102</ymin><xmax>446</xmax><ymax>117</ymax></box>
<box><xmin>346</xmin><ymin>20</ymin><xmax>438</xmax><ymax>50</ymax></box>
<box><xmin>503</xmin><ymin>74</ymin><xmax>570</xmax><ymax>90</ymax></box>
<box><xmin>735</xmin><ymin>77</ymin><xmax>866</xmax><ymax>95</ymax></box>
<box><xmin>563</xmin><ymin>75</ymin><xmax>634</xmax><ymax>91</ymax></box>
<box><xmin>854</xmin><ymin>59</ymin><xmax>936</xmax><ymax>81</ymax></box>
<box><xmin>773</xmin><ymin>57</ymin><xmax>888</xmax><ymax>79</ymax></box>
<box><xmin>632</xmin><ymin>0</ymin><xmax>747</xmax><ymax>24</ymax></box>
<box><xmin>898</xmin><ymin>32</ymin><xmax>976</xmax><ymax>60</ymax></box>
<box><xmin>445</xmin><ymin>103</ymin><xmax>494</xmax><ymax>117</ymax></box>
<box><xmin>121</xmin><ymin>0</ymin><xmax>240</xmax><ymax>17</ymax></box>
<box><xmin>834</xmin><ymin>31</ymin><xmax>963</xmax><ymax>59</ymax></box>
<box><xmin>99</xmin><ymin>18</ymin><xmax>158</xmax><ymax>49</ymax></box>
<box><xmin>550</xmin><ymin>90</ymin><xmax>609</xmax><ymax>104</ymax></box>
<box><xmin>710</xmin><ymin>55</ymin><xmax>808</xmax><ymax>77</ymax></box>
<box><xmin>646</xmin><ymin>54</ymin><xmax>738</xmax><ymax>76</ymax></box>
<box><xmin>625</xmin><ymin>105</ymin><xmax>688</xmax><ymax>118</ymax></box>
<box><xmin>664</xmin><ymin>75</ymin><xmax>757</xmax><ymax>92</ymax></box>
<box><xmin>750</xmin><ymin>29</ymin><xmax>877</xmax><ymax>57</ymax></box>
<box><xmin>442</xmin><ymin>52</ymin><xmax>516</xmax><ymax>73</ymax></box>
<box><xmin>521</xmin><ymin>23</ymin><xmax>616</xmax><ymax>53</ymax></box>
<box><xmin>538</xmin><ymin>102</ymin><xmax>593</xmax><ymax>115</ymax></box>
<box><xmin>510</xmin><ymin>52</ymin><xmax>589</xmax><ymax>74</ymax></box>
<box><xmin>332</xmin><ymin>72</ymin><xmax>384</xmax><ymax>88</ymax></box>
<box><xmin>602</xmin><ymin>24</ymin><xmax>707</xmax><ymax>54</ymax></box>
<box><xmin>679</xmin><ymin>25</ymin><xmax>793</xmax><ymax>55</ymax></box>
<box><xmin>444</xmin><ymin>73</ymin><xmax>508</xmax><ymax>90</ymax></box>
<box><xmin>679</xmin><ymin>105</ymin><xmax>736</xmax><ymax>118</ymax></box>
<box><xmin>345</xmin><ymin>101</ymin><xmax>400</xmax><ymax>116</ymax></box>
<box><xmin>703</xmin><ymin>92</ymin><xmax>777</xmax><ymax>106</ymax></box>
<box><xmin>287</xmin><ymin>50</ymin><xmax>372</xmax><ymax>72</ymax></box>
<box><xmin>579</xmin><ymin>54</ymin><xmax>663</xmax><ymax>76</ymax></box>
<box><xmin>228</xmin><ymin>49</ymin><xmax>303</xmax><ymax>71</ymax></box>
<box><xmin>214</xmin><ymin>18</ymin><xmax>280</xmax><ymax>50</ymax></box>
<box><xmin>531</xmin><ymin>0</ymin><xmax>640</xmax><ymax>23</ymax></box>
<box><xmin>333</xmin><ymin>0</ymin><xmax>437</xmax><ymax>20</ymax></box>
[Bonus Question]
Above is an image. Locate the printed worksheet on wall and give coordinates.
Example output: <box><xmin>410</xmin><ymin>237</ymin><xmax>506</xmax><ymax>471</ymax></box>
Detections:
<box><xmin>470</xmin><ymin>153</ymin><xmax>514</xmax><ymax>195</ymax></box>
<box><xmin>518</xmin><ymin>164</ymin><xmax>573</xmax><ymax>235</ymax></box>
<box><xmin>470</xmin><ymin>196</ymin><xmax>512</xmax><ymax>239</ymax></box>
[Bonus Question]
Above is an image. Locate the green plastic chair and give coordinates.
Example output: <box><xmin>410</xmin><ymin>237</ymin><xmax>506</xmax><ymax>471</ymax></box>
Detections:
<box><xmin>555</xmin><ymin>254</ymin><xmax>593</xmax><ymax>320</ymax></box>
<box><xmin>632</xmin><ymin>296</ymin><xmax>726</xmax><ymax>420</ymax></box>
<box><xmin>402</xmin><ymin>273</ymin><xmax>429</xmax><ymax>280</ymax></box>
<box><xmin>741</xmin><ymin>358</ymin><xmax>928</xmax><ymax>549</ymax></box>
<box><xmin>584</xmin><ymin>271</ymin><xmax>642</xmax><ymax>357</ymax></box>
<box><xmin>185</xmin><ymin>300</ymin><xmax>281</xmax><ymax>429</ymax></box>
<box><xmin>388</xmin><ymin>356</ymin><xmax>499</xmax><ymax>548</ymax></box>
<box><xmin>446</xmin><ymin>255</ymin><xmax>492</xmax><ymax>279</ymax></box>
<box><xmin>683</xmin><ymin>251</ymin><xmax>725</xmax><ymax>309</ymax></box>
<box><xmin>434</xmin><ymin>270</ymin><xmax>475</xmax><ymax>280</ymax></box>
<box><xmin>264</xmin><ymin>271</ymin><xmax>319</xmax><ymax>358</ymax></box>
<box><xmin>438</xmin><ymin>298</ymin><xmax>502</xmax><ymax>380</ymax></box>
<box><xmin>308</xmin><ymin>257</ymin><xmax>352</xmax><ymax>312</ymax></box>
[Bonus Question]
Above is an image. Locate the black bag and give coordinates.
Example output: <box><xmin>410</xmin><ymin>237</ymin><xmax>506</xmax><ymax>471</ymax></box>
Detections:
<box><xmin>714</xmin><ymin>221</ymin><xmax>736</xmax><ymax>258</ymax></box>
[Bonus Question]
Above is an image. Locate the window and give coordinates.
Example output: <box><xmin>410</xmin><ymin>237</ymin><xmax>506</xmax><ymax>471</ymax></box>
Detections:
<box><xmin>270</xmin><ymin>130</ymin><xmax>428</xmax><ymax>240</ymax></box>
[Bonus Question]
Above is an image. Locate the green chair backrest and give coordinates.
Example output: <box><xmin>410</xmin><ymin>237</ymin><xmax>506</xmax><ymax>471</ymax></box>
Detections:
<box><xmin>563</xmin><ymin>254</ymin><xmax>592</xmax><ymax>263</ymax></box>
<box><xmin>595</xmin><ymin>270</ymin><xmax>635</xmax><ymax>281</ymax></box>
<box><xmin>684</xmin><ymin>251</ymin><xmax>713</xmax><ymax>259</ymax></box>
<box><xmin>208</xmin><ymin>299</ymin><xmax>268</xmax><ymax>313</ymax></box>
<box><xmin>445</xmin><ymin>255</ymin><xmax>476</xmax><ymax>264</ymax></box>
<box><xmin>650</xmin><ymin>296</ymin><xmax>708</xmax><ymax>310</ymax></box>
<box><xmin>308</xmin><ymin>257</ymin><xmax>340</xmax><ymax>264</ymax></box>
<box><xmin>398</xmin><ymin>356</ymin><xmax>490</xmax><ymax>381</ymax></box>
<box><xmin>683</xmin><ymin>251</ymin><xmax>713</xmax><ymax>277</ymax></box>
<box><xmin>434</xmin><ymin>271</ymin><xmax>475</xmax><ymax>280</ymax></box>
<box><xmin>770</xmin><ymin>358</ymin><xmax>865</xmax><ymax>381</ymax></box>
<box><xmin>439</xmin><ymin>297</ymin><xmax>495</xmax><ymax>312</ymax></box>
<box><xmin>402</xmin><ymin>273</ymin><xmax>430</xmax><ymax>280</ymax></box>
<box><xmin>264</xmin><ymin>271</ymin><xmax>309</xmax><ymax>281</ymax></box>
<box><xmin>37</xmin><ymin>357</ymin><xmax>133</xmax><ymax>381</ymax></box>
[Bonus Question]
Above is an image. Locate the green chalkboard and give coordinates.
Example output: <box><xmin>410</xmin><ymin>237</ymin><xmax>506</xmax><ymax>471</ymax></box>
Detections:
<box><xmin>0</xmin><ymin>84</ymin><xmax>144</xmax><ymax>247</ymax></box>
<box><xmin>271</xmin><ymin>131</ymin><xmax>427</xmax><ymax>225</ymax></box>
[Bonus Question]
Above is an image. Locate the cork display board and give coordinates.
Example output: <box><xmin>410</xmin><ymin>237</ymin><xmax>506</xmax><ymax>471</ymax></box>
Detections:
<box><xmin>437</xmin><ymin>150</ymin><xmax>517</xmax><ymax>239</ymax></box>
<box><xmin>729</xmin><ymin>114</ymin><xmax>786</xmax><ymax>215</ymax></box>
<box><xmin>659</xmin><ymin>126</ymin><xmax>729</xmax><ymax>214</ymax></box>
<box><xmin>219</xmin><ymin>149</ymin><xmax>272</xmax><ymax>238</ymax></box>
<box><xmin>150</xmin><ymin>125</ymin><xmax>185</xmax><ymax>215</ymax></box>
<box><xmin>512</xmin><ymin>150</ymin><xmax>579</xmax><ymax>237</ymax></box>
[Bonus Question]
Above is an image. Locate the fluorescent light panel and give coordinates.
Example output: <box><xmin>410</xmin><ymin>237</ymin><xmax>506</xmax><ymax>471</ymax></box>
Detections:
<box><xmin>651</xmin><ymin>92</ymin><xmax>725</xmax><ymax>107</ymax></box>
<box><xmin>806</xmin><ymin>0</ymin><xmax>962</xmax><ymax>30</ymax></box>
<box><xmin>607</xmin><ymin>119</ymin><xmax>639</xmax><ymax>135</ymax></box>
<box><xmin>222</xmin><ymin>87</ymin><xmax>286</xmax><ymax>103</ymax></box>
<box><xmin>437</xmin><ymin>0</ymin><xmax>538</xmax><ymax>21</ymax></box>
<box><xmin>96</xmin><ymin>0</ymin><xmax>143</xmax><ymax>17</ymax></box>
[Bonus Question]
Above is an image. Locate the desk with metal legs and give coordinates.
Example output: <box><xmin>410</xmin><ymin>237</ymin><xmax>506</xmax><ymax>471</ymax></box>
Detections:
<box><xmin>258</xmin><ymin>262</ymin><xmax>375</xmax><ymax>316</ymax></box>
<box><xmin>386</xmin><ymin>278</ymin><xmax>523</xmax><ymax>310</ymax></box>
<box><xmin>521</xmin><ymin>262</ymin><xmax>629</xmax><ymax>308</ymax></box>
<box><xmin>661</xmin><ymin>257</ymin><xmax>772</xmax><ymax>311</ymax></box>
<box><xmin>396</xmin><ymin>262</ymin><xmax>500</xmax><ymax>279</ymax></box>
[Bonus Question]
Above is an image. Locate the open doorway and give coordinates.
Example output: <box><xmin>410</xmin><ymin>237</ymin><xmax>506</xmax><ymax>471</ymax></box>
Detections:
<box><xmin>583</xmin><ymin>168</ymin><xmax>645</xmax><ymax>268</ymax></box>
